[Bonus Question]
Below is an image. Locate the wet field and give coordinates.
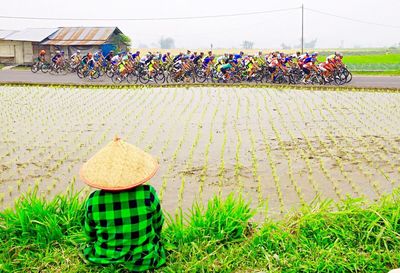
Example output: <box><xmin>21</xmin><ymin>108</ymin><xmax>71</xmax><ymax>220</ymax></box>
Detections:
<box><xmin>1</xmin><ymin>86</ymin><xmax>400</xmax><ymax>219</ymax></box>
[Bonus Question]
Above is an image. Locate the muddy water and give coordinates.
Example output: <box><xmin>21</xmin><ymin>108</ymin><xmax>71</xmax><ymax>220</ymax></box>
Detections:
<box><xmin>1</xmin><ymin>86</ymin><xmax>400</xmax><ymax>218</ymax></box>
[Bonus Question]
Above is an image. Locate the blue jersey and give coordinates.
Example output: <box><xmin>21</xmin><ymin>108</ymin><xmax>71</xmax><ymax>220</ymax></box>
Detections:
<box><xmin>234</xmin><ymin>54</ymin><xmax>242</xmax><ymax>60</ymax></box>
<box><xmin>94</xmin><ymin>52</ymin><xmax>102</xmax><ymax>61</ymax></box>
<box><xmin>304</xmin><ymin>57</ymin><xmax>315</xmax><ymax>64</ymax></box>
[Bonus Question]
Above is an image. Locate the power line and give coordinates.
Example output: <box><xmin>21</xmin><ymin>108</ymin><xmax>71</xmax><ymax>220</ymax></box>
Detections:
<box><xmin>0</xmin><ymin>7</ymin><xmax>300</xmax><ymax>21</ymax></box>
<box><xmin>306</xmin><ymin>7</ymin><xmax>400</xmax><ymax>29</ymax></box>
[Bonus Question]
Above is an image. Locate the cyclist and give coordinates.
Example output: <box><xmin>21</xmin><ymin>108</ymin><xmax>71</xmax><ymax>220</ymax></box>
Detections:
<box><xmin>70</xmin><ymin>50</ymin><xmax>81</xmax><ymax>64</ymax></box>
<box><xmin>37</xmin><ymin>49</ymin><xmax>46</xmax><ymax>62</ymax></box>
<box><xmin>94</xmin><ymin>50</ymin><xmax>103</xmax><ymax>62</ymax></box>
<box><xmin>118</xmin><ymin>53</ymin><xmax>132</xmax><ymax>79</ymax></box>
<box><xmin>302</xmin><ymin>53</ymin><xmax>319</xmax><ymax>83</ymax></box>
<box><xmin>202</xmin><ymin>54</ymin><xmax>214</xmax><ymax>69</ymax></box>
<box><xmin>297</xmin><ymin>52</ymin><xmax>309</xmax><ymax>67</ymax></box>
<box><xmin>193</xmin><ymin>52</ymin><xmax>204</xmax><ymax>66</ymax></box>
<box><xmin>51</xmin><ymin>50</ymin><xmax>62</xmax><ymax>68</ymax></box>
<box><xmin>268</xmin><ymin>55</ymin><xmax>287</xmax><ymax>81</ymax></box>
<box><xmin>131</xmin><ymin>51</ymin><xmax>141</xmax><ymax>62</ymax></box>
<box><xmin>190</xmin><ymin>51</ymin><xmax>197</xmax><ymax>60</ymax></box>
<box><xmin>105</xmin><ymin>50</ymin><xmax>114</xmax><ymax>62</ymax></box>
<box><xmin>161</xmin><ymin>52</ymin><xmax>172</xmax><ymax>63</ymax></box>
<box><xmin>219</xmin><ymin>59</ymin><xmax>237</xmax><ymax>80</ymax></box>
<box><xmin>216</xmin><ymin>53</ymin><xmax>228</xmax><ymax>65</ymax></box>
<box><xmin>173</xmin><ymin>52</ymin><xmax>183</xmax><ymax>63</ymax></box>
<box><xmin>254</xmin><ymin>51</ymin><xmax>266</xmax><ymax>67</ymax></box>
<box><xmin>233</xmin><ymin>51</ymin><xmax>244</xmax><ymax>63</ymax></box>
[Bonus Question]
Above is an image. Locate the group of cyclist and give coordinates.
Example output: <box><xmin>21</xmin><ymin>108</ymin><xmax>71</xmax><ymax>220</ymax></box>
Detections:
<box><xmin>35</xmin><ymin>48</ymin><xmax>346</xmax><ymax>84</ymax></box>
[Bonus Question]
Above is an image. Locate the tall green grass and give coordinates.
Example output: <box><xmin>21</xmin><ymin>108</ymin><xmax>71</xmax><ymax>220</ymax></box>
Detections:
<box><xmin>1</xmin><ymin>189</ymin><xmax>399</xmax><ymax>272</ymax></box>
<box><xmin>318</xmin><ymin>53</ymin><xmax>400</xmax><ymax>73</ymax></box>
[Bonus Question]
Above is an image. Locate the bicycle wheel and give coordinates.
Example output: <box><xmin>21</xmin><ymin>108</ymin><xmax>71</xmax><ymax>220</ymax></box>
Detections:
<box><xmin>154</xmin><ymin>72</ymin><xmax>166</xmax><ymax>84</ymax></box>
<box><xmin>89</xmin><ymin>69</ymin><xmax>100</xmax><ymax>80</ymax></box>
<box><xmin>127</xmin><ymin>72</ymin><xmax>139</xmax><ymax>84</ymax></box>
<box><xmin>31</xmin><ymin>63</ymin><xmax>39</xmax><ymax>73</ymax></box>
<box><xmin>111</xmin><ymin>73</ymin><xmax>122</xmax><ymax>84</ymax></box>
<box><xmin>106</xmin><ymin>68</ymin><xmax>114</xmax><ymax>78</ymax></box>
<box><xmin>334</xmin><ymin>70</ymin><xmax>346</xmax><ymax>85</ymax></box>
<box><xmin>195</xmin><ymin>70</ymin><xmax>207</xmax><ymax>83</ymax></box>
<box><xmin>41</xmin><ymin>63</ymin><xmax>50</xmax><ymax>73</ymax></box>
<box><xmin>76</xmin><ymin>68</ymin><xmax>84</xmax><ymax>79</ymax></box>
<box><xmin>138</xmin><ymin>72</ymin><xmax>150</xmax><ymax>84</ymax></box>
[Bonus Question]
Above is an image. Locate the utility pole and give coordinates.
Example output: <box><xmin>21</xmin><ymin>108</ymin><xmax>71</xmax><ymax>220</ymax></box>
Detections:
<box><xmin>301</xmin><ymin>4</ymin><xmax>304</xmax><ymax>54</ymax></box>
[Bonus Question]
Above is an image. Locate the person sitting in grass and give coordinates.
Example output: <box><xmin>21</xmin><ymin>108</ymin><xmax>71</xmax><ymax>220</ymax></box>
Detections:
<box><xmin>80</xmin><ymin>136</ymin><xmax>165</xmax><ymax>272</ymax></box>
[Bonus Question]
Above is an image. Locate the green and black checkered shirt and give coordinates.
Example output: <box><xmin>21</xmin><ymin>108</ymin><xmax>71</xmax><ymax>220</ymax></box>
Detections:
<box><xmin>83</xmin><ymin>185</ymin><xmax>166</xmax><ymax>272</ymax></box>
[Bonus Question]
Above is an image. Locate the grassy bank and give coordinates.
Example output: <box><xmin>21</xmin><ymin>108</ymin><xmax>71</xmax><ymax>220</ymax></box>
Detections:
<box><xmin>318</xmin><ymin>53</ymin><xmax>400</xmax><ymax>75</ymax></box>
<box><xmin>1</xmin><ymin>188</ymin><xmax>399</xmax><ymax>273</ymax></box>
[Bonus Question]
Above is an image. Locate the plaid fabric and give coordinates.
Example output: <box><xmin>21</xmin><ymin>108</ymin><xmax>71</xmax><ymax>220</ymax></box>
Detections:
<box><xmin>83</xmin><ymin>185</ymin><xmax>166</xmax><ymax>272</ymax></box>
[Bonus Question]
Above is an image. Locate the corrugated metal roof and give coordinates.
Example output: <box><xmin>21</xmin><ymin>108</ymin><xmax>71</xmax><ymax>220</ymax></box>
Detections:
<box><xmin>0</xmin><ymin>30</ymin><xmax>17</xmax><ymax>39</ymax></box>
<box><xmin>42</xmin><ymin>27</ymin><xmax>120</xmax><ymax>45</ymax></box>
<box><xmin>4</xmin><ymin>28</ymin><xmax>59</xmax><ymax>42</ymax></box>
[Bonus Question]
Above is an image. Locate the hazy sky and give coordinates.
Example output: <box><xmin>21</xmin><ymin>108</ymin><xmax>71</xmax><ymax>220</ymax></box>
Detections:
<box><xmin>1</xmin><ymin>0</ymin><xmax>399</xmax><ymax>49</ymax></box>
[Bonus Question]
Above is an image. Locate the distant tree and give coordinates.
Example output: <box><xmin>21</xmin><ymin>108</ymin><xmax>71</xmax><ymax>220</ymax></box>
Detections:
<box><xmin>296</xmin><ymin>38</ymin><xmax>317</xmax><ymax>49</ymax></box>
<box><xmin>280</xmin><ymin>43</ymin><xmax>291</xmax><ymax>50</ymax></box>
<box><xmin>159</xmin><ymin>37</ymin><xmax>175</xmax><ymax>49</ymax></box>
<box><xmin>304</xmin><ymin>38</ymin><xmax>317</xmax><ymax>49</ymax></box>
<box><xmin>113</xmin><ymin>33</ymin><xmax>132</xmax><ymax>47</ymax></box>
<box><xmin>242</xmin><ymin>40</ymin><xmax>254</xmax><ymax>49</ymax></box>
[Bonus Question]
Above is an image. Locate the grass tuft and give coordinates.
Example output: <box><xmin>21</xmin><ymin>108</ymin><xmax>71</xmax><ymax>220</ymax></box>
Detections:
<box><xmin>1</xmin><ymin>189</ymin><xmax>400</xmax><ymax>272</ymax></box>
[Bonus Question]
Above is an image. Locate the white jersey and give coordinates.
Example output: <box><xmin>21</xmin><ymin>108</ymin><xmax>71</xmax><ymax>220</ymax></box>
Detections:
<box><xmin>217</xmin><ymin>56</ymin><xmax>227</xmax><ymax>64</ymax></box>
<box><xmin>111</xmin><ymin>55</ymin><xmax>120</xmax><ymax>64</ymax></box>
<box><xmin>70</xmin><ymin>53</ymin><xmax>80</xmax><ymax>60</ymax></box>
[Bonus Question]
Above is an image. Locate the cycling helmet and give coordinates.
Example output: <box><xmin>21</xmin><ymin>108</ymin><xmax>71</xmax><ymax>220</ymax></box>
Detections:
<box><xmin>55</xmin><ymin>50</ymin><xmax>60</xmax><ymax>54</ymax></box>
<box><xmin>76</xmin><ymin>50</ymin><xmax>81</xmax><ymax>54</ymax></box>
<box><xmin>39</xmin><ymin>50</ymin><xmax>46</xmax><ymax>55</ymax></box>
<box><xmin>312</xmin><ymin>52</ymin><xmax>319</xmax><ymax>56</ymax></box>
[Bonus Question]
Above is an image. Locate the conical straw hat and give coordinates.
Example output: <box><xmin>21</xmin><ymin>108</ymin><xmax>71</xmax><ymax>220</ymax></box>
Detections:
<box><xmin>80</xmin><ymin>136</ymin><xmax>159</xmax><ymax>190</ymax></box>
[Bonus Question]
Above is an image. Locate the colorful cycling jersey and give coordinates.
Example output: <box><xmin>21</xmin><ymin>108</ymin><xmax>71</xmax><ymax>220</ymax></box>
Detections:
<box><xmin>303</xmin><ymin>57</ymin><xmax>315</xmax><ymax>64</ymax></box>
<box><xmin>233</xmin><ymin>54</ymin><xmax>242</xmax><ymax>60</ymax></box>
<box><xmin>87</xmin><ymin>58</ymin><xmax>95</xmax><ymax>69</ymax></box>
<box><xmin>173</xmin><ymin>54</ymin><xmax>182</xmax><ymax>62</ymax></box>
<box><xmin>254</xmin><ymin>56</ymin><xmax>265</xmax><ymax>66</ymax></box>
<box><xmin>217</xmin><ymin>56</ymin><xmax>227</xmax><ymax>64</ymax></box>
<box><xmin>220</xmin><ymin>63</ymin><xmax>232</xmax><ymax>70</ymax></box>
<box><xmin>70</xmin><ymin>53</ymin><xmax>80</xmax><ymax>61</ymax></box>
<box><xmin>94</xmin><ymin>52</ymin><xmax>102</xmax><ymax>61</ymax></box>
<box><xmin>111</xmin><ymin>55</ymin><xmax>120</xmax><ymax>65</ymax></box>
<box><xmin>269</xmin><ymin>59</ymin><xmax>279</xmax><ymax>68</ymax></box>
<box><xmin>51</xmin><ymin>53</ymin><xmax>61</xmax><ymax>63</ymax></box>
<box><xmin>326</xmin><ymin>54</ymin><xmax>335</xmax><ymax>62</ymax></box>
<box><xmin>193</xmin><ymin>55</ymin><xmax>202</xmax><ymax>64</ymax></box>
<box><xmin>202</xmin><ymin>57</ymin><xmax>213</xmax><ymax>68</ymax></box>
<box><xmin>131</xmin><ymin>53</ymin><xmax>140</xmax><ymax>59</ymax></box>
<box><xmin>121</xmin><ymin>55</ymin><xmax>129</xmax><ymax>63</ymax></box>
<box><xmin>303</xmin><ymin>61</ymin><xmax>315</xmax><ymax>69</ymax></box>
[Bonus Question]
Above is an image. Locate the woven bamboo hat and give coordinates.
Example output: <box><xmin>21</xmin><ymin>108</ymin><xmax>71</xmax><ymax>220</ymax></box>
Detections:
<box><xmin>80</xmin><ymin>136</ymin><xmax>159</xmax><ymax>191</ymax></box>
